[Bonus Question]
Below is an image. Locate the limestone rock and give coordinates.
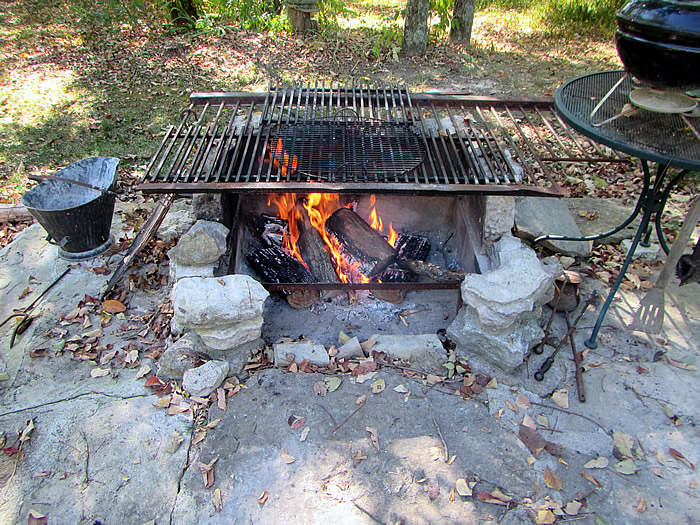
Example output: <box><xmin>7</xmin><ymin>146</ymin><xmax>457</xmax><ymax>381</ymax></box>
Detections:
<box><xmin>182</xmin><ymin>359</ymin><xmax>230</xmax><ymax>397</ymax></box>
<box><xmin>169</xmin><ymin>262</ymin><xmax>214</xmax><ymax>283</ymax></box>
<box><xmin>273</xmin><ymin>342</ymin><xmax>330</xmax><ymax>367</ymax></box>
<box><xmin>157</xmin><ymin>200</ymin><xmax>196</xmax><ymax>242</ymax></box>
<box><xmin>193</xmin><ymin>193</ymin><xmax>223</xmax><ymax>222</ymax></box>
<box><xmin>484</xmin><ymin>196</ymin><xmax>515</xmax><ymax>241</ymax></box>
<box><xmin>171</xmin><ymin>275</ymin><xmax>269</xmax><ymax>351</ymax></box>
<box><xmin>514</xmin><ymin>197</ymin><xmax>591</xmax><ymax>257</ymax></box>
<box><xmin>566</xmin><ymin>197</ymin><xmax>640</xmax><ymax>245</ymax></box>
<box><xmin>335</xmin><ymin>336</ymin><xmax>364</xmax><ymax>360</ymax></box>
<box><xmin>167</xmin><ymin>220</ymin><xmax>229</xmax><ymax>266</ymax></box>
<box><xmin>369</xmin><ymin>334</ymin><xmax>446</xmax><ymax>375</ymax></box>
<box><xmin>157</xmin><ymin>332</ymin><xmax>206</xmax><ymax>380</ymax></box>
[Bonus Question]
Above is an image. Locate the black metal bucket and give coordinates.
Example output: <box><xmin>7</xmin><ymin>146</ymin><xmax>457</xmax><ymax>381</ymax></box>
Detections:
<box><xmin>21</xmin><ymin>157</ymin><xmax>120</xmax><ymax>260</ymax></box>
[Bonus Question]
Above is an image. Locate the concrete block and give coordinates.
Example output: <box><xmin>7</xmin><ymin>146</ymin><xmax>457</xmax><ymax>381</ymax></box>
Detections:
<box><xmin>273</xmin><ymin>342</ymin><xmax>330</xmax><ymax>367</ymax></box>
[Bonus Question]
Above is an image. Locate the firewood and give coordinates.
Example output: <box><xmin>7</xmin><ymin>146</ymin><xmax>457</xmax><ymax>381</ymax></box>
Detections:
<box><xmin>0</xmin><ymin>205</ymin><xmax>33</xmax><ymax>223</ymax></box>
<box><xmin>397</xmin><ymin>259</ymin><xmax>466</xmax><ymax>283</ymax></box>
<box><xmin>324</xmin><ymin>207</ymin><xmax>397</xmax><ymax>277</ymax></box>
<box><xmin>247</xmin><ymin>213</ymin><xmax>288</xmax><ymax>247</ymax></box>
<box><xmin>298</xmin><ymin>211</ymin><xmax>339</xmax><ymax>284</ymax></box>
<box><xmin>246</xmin><ymin>247</ymin><xmax>318</xmax><ymax>309</ymax></box>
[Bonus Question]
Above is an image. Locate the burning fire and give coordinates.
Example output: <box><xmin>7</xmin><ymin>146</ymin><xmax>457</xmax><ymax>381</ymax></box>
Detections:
<box><xmin>267</xmin><ymin>193</ymin><xmax>397</xmax><ymax>283</ymax></box>
<box><xmin>271</xmin><ymin>138</ymin><xmax>298</xmax><ymax>177</ymax></box>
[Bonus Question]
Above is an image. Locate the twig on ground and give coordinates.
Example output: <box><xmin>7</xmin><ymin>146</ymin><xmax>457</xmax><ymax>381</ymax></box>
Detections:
<box><xmin>330</xmin><ymin>403</ymin><xmax>365</xmax><ymax>435</ymax></box>
<box><xmin>80</xmin><ymin>429</ymin><xmax>90</xmax><ymax>488</ymax></box>
<box><xmin>353</xmin><ymin>502</ymin><xmax>386</xmax><ymax>524</ymax></box>
<box><xmin>530</xmin><ymin>401</ymin><xmax>610</xmax><ymax>435</ymax></box>
<box><xmin>432</xmin><ymin>414</ymin><xmax>449</xmax><ymax>463</ymax></box>
<box><xmin>317</xmin><ymin>404</ymin><xmax>338</xmax><ymax>427</ymax></box>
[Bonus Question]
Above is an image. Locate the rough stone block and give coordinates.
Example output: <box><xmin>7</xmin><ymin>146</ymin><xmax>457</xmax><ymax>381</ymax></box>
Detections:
<box><xmin>514</xmin><ymin>197</ymin><xmax>591</xmax><ymax>257</ymax></box>
<box><xmin>369</xmin><ymin>334</ymin><xmax>446</xmax><ymax>375</ymax></box>
<box><xmin>193</xmin><ymin>193</ymin><xmax>223</xmax><ymax>222</ymax></box>
<box><xmin>196</xmin><ymin>316</ymin><xmax>264</xmax><ymax>351</ymax></box>
<box><xmin>182</xmin><ymin>359</ymin><xmax>230</xmax><ymax>397</ymax></box>
<box><xmin>335</xmin><ymin>336</ymin><xmax>364</xmax><ymax>360</ymax></box>
<box><xmin>168</xmin><ymin>262</ymin><xmax>215</xmax><ymax>283</ymax></box>
<box><xmin>484</xmin><ymin>196</ymin><xmax>515</xmax><ymax>241</ymax></box>
<box><xmin>157</xmin><ymin>200</ymin><xmax>196</xmax><ymax>243</ymax></box>
<box><xmin>273</xmin><ymin>342</ymin><xmax>330</xmax><ymax>367</ymax></box>
<box><xmin>461</xmin><ymin>235</ymin><xmax>559</xmax><ymax>332</ymax></box>
<box><xmin>157</xmin><ymin>332</ymin><xmax>205</xmax><ymax>380</ymax></box>
<box><xmin>167</xmin><ymin>220</ymin><xmax>229</xmax><ymax>266</ymax></box>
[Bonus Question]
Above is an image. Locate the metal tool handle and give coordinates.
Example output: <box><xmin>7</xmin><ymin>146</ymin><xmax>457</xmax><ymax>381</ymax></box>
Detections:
<box><xmin>28</xmin><ymin>174</ymin><xmax>115</xmax><ymax>196</ymax></box>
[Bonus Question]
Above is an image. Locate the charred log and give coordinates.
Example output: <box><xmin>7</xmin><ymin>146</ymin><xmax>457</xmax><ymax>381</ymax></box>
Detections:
<box><xmin>397</xmin><ymin>258</ymin><xmax>466</xmax><ymax>283</ymax></box>
<box><xmin>248</xmin><ymin>213</ymin><xmax>288</xmax><ymax>248</ymax></box>
<box><xmin>246</xmin><ymin>246</ymin><xmax>318</xmax><ymax>308</ymax></box>
<box><xmin>298</xmin><ymin>211</ymin><xmax>340</xmax><ymax>284</ymax></box>
<box><xmin>324</xmin><ymin>207</ymin><xmax>397</xmax><ymax>277</ymax></box>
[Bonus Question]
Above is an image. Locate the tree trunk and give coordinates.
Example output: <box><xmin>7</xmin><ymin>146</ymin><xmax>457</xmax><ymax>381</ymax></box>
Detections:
<box><xmin>402</xmin><ymin>0</ymin><xmax>429</xmax><ymax>55</ymax></box>
<box><xmin>450</xmin><ymin>0</ymin><xmax>476</xmax><ymax>46</ymax></box>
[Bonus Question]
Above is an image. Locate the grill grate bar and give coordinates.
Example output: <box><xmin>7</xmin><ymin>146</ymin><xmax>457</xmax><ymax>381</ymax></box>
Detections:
<box><xmin>137</xmin><ymin>82</ymin><xmax>631</xmax><ymax>195</ymax></box>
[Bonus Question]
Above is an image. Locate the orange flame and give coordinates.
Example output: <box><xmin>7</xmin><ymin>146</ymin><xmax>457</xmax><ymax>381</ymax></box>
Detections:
<box><xmin>271</xmin><ymin>138</ymin><xmax>298</xmax><ymax>177</ymax></box>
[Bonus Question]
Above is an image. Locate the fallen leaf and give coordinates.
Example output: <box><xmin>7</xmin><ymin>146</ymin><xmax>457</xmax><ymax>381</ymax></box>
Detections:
<box><xmin>665</xmin><ymin>355</ymin><xmax>697</xmax><ymax>371</ymax></box>
<box><xmin>544</xmin><ymin>441</ymin><xmax>564</xmax><ymax>457</ymax></box>
<box><xmin>426</xmin><ymin>374</ymin><xmax>443</xmax><ymax>385</ymax></box>
<box><xmin>669</xmin><ymin>448</ymin><xmax>695</xmax><ymax>469</ymax></box>
<box><xmin>300</xmin><ymin>427</ymin><xmax>310</xmax><ymax>442</ymax></box>
<box><xmin>313</xmin><ymin>381</ymin><xmax>328</xmax><ymax>396</ymax></box>
<box><xmin>455</xmin><ymin>478</ymin><xmax>472</xmax><ymax>497</ymax></box>
<box><xmin>197</xmin><ymin>457</ymin><xmax>218</xmax><ymax>488</ymax></box>
<box><xmin>656</xmin><ymin>451</ymin><xmax>665</xmax><ymax>465</ymax></box>
<box><xmin>371</xmin><ymin>378</ymin><xmax>385</xmax><ymax>394</ymax></box>
<box><xmin>18</xmin><ymin>287</ymin><xmax>32</xmax><ymax>300</ymax></box>
<box><xmin>485</xmin><ymin>377</ymin><xmax>498</xmax><ymax>389</ymax></box>
<box><xmin>636</xmin><ymin>496</ymin><xmax>646</xmax><ymax>513</ymax></box>
<box><xmin>393</xmin><ymin>384</ymin><xmax>409</xmax><ymax>394</ymax></box>
<box><xmin>650</xmin><ymin>467</ymin><xmax>664</xmax><ymax>478</ymax></box>
<box><xmin>355</xmin><ymin>395</ymin><xmax>366</xmax><ymax>405</ymax></box>
<box><xmin>192</xmin><ymin>431</ymin><xmax>206</xmax><ymax>445</ymax></box>
<box><xmin>90</xmin><ymin>367</ymin><xmax>110</xmax><ymax>378</ymax></box>
<box><xmin>324</xmin><ymin>376</ymin><xmax>342</xmax><ymax>392</ymax></box>
<box><xmin>352</xmin><ymin>449</ymin><xmax>367</xmax><ymax>462</ymax></box>
<box><xmin>477</xmin><ymin>491</ymin><xmax>509</xmax><ymax>506</ymax></box>
<box><xmin>519</xmin><ymin>424</ymin><xmax>546</xmax><ymax>457</ymax></box>
<box><xmin>28</xmin><ymin>510</ymin><xmax>48</xmax><ymax>525</ymax></box>
<box><xmin>448</xmin><ymin>487</ymin><xmax>455</xmax><ymax>502</ymax></box>
<box><xmin>366</xmin><ymin>426</ymin><xmax>380</xmax><ymax>451</ymax></box>
<box><xmin>212</xmin><ymin>487</ymin><xmax>222</xmax><ymax>512</ymax></box>
<box><xmin>505</xmin><ymin>400</ymin><xmax>518</xmax><ymax>414</ymax></box>
<box><xmin>536</xmin><ymin>415</ymin><xmax>549</xmax><ymax>427</ymax></box>
<box><xmin>515</xmin><ymin>394</ymin><xmax>531</xmax><ymax>410</ymax></box>
<box><xmin>581</xmin><ymin>471</ymin><xmax>602</xmax><ymax>487</ymax></box>
<box><xmin>552</xmin><ymin>389</ymin><xmax>569</xmax><ymax>409</ymax></box>
<box><xmin>428</xmin><ymin>481</ymin><xmax>440</xmax><ymax>500</ymax></box>
<box><xmin>144</xmin><ymin>375</ymin><xmax>164</xmax><ymax>387</ymax></box>
<box><xmin>535</xmin><ymin>509</ymin><xmax>556</xmax><ymax>524</ymax></box>
<box><xmin>351</xmin><ymin>360</ymin><xmax>377</xmax><ymax>376</ymax></box>
<box><xmin>527</xmin><ymin>456</ymin><xmax>536</xmax><ymax>466</ymax></box>
<box><xmin>584</xmin><ymin>457</ymin><xmax>609</xmax><ymax>469</ymax></box>
<box><xmin>217</xmin><ymin>387</ymin><xmax>226</xmax><ymax>411</ymax></box>
<box><xmin>544</xmin><ymin>466</ymin><xmax>563</xmax><ymax>490</ymax></box>
<box><xmin>19</xmin><ymin>420</ymin><xmax>34</xmax><ymax>445</ymax></box>
<box><xmin>281</xmin><ymin>449</ymin><xmax>295</xmax><ymax>464</ymax></box>
<box><xmin>564</xmin><ymin>500</ymin><xmax>582</xmax><ymax>515</ymax></box>
<box><xmin>205</xmin><ymin>418</ymin><xmax>221</xmax><ymax>429</ymax></box>
<box><xmin>102</xmin><ymin>299</ymin><xmax>127</xmax><ymax>313</ymax></box>
<box><xmin>288</xmin><ymin>415</ymin><xmax>306</xmax><ymax>430</ymax></box>
<box><xmin>257</xmin><ymin>490</ymin><xmax>269</xmax><ymax>504</ymax></box>
<box><xmin>613</xmin><ymin>431</ymin><xmax>635</xmax><ymax>459</ymax></box>
<box><xmin>613</xmin><ymin>459</ymin><xmax>639</xmax><ymax>475</ymax></box>
<box><xmin>153</xmin><ymin>397</ymin><xmax>170</xmax><ymax>409</ymax></box>
<box><xmin>135</xmin><ymin>364</ymin><xmax>151</xmax><ymax>379</ymax></box>
<box><xmin>521</xmin><ymin>414</ymin><xmax>537</xmax><ymax>430</ymax></box>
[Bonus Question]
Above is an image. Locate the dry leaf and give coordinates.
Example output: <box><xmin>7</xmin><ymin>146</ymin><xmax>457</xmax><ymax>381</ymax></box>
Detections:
<box><xmin>535</xmin><ymin>509</ymin><xmax>556</xmax><ymax>524</ymax></box>
<box><xmin>613</xmin><ymin>459</ymin><xmax>639</xmax><ymax>475</ymax></box>
<box><xmin>636</xmin><ymin>496</ymin><xmax>647</xmax><ymax>513</ymax></box>
<box><xmin>426</xmin><ymin>374</ymin><xmax>443</xmax><ymax>385</ymax></box>
<box><xmin>213</xmin><ymin>488</ymin><xmax>222</xmax><ymax>512</ymax></box>
<box><xmin>168</xmin><ymin>404</ymin><xmax>189</xmax><ymax>415</ymax></box>
<box><xmin>355</xmin><ymin>395</ymin><xmax>366</xmax><ymax>405</ymax></box>
<box><xmin>527</xmin><ymin>456</ymin><xmax>536</xmax><ymax>466</ymax></box>
<box><xmin>665</xmin><ymin>355</ymin><xmax>697</xmax><ymax>371</ymax></box>
<box><xmin>669</xmin><ymin>448</ymin><xmax>695</xmax><ymax>469</ymax></box>
<box><xmin>90</xmin><ymin>367</ymin><xmax>110</xmax><ymax>378</ymax></box>
<box><xmin>519</xmin><ymin>424</ymin><xmax>546</xmax><ymax>457</ymax></box>
<box><xmin>522</xmin><ymin>414</ymin><xmax>537</xmax><ymax>430</ymax></box>
<box><xmin>192</xmin><ymin>431</ymin><xmax>206</xmax><ymax>445</ymax></box>
<box><xmin>477</xmin><ymin>491</ymin><xmax>509</xmax><ymax>506</ymax></box>
<box><xmin>352</xmin><ymin>449</ymin><xmax>367</xmax><ymax>462</ymax></box>
<box><xmin>313</xmin><ymin>381</ymin><xmax>328</xmax><ymax>396</ymax></box>
<box><xmin>217</xmin><ymin>387</ymin><xmax>226</xmax><ymax>411</ymax></box>
<box><xmin>552</xmin><ymin>389</ymin><xmax>569</xmax><ymax>409</ymax></box>
<box><xmin>300</xmin><ymin>427</ymin><xmax>310</xmax><ymax>442</ymax></box>
<box><xmin>257</xmin><ymin>490</ymin><xmax>269</xmax><ymax>504</ymax></box>
<box><xmin>28</xmin><ymin>510</ymin><xmax>48</xmax><ymax>525</ymax></box>
<box><xmin>656</xmin><ymin>451</ymin><xmax>665</xmax><ymax>465</ymax></box>
<box><xmin>650</xmin><ymin>467</ymin><xmax>664</xmax><ymax>478</ymax></box>
<box><xmin>515</xmin><ymin>394</ymin><xmax>531</xmax><ymax>410</ymax></box>
<box><xmin>428</xmin><ymin>481</ymin><xmax>440</xmax><ymax>501</ymax></box>
<box><xmin>455</xmin><ymin>478</ymin><xmax>472</xmax><ymax>497</ymax></box>
<box><xmin>564</xmin><ymin>500</ymin><xmax>582</xmax><ymax>515</ymax></box>
<box><xmin>505</xmin><ymin>400</ymin><xmax>518</xmax><ymax>414</ymax></box>
<box><xmin>448</xmin><ymin>487</ymin><xmax>455</xmax><ymax>502</ymax></box>
<box><xmin>371</xmin><ymin>378</ymin><xmax>386</xmax><ymax>394</ymax></box>
<box><xmin>584</xmin><ymin>457</ymin><xmax>609</xmax><ymax>469</ymax></box>
<box><xmin>281</xmin><ymin>449</ymin><xmax>295</xmax><ymax>464</ymax></box>
<box><xmin>613</xmin><ymin>431</ymin><xmax>635</xmax><ymax>459</ymax></box>
<box><xmin>366</xmin><ymin>426</ymin><xmax>380</xmax><ymax>451</ymax></box>
<box><xmin>486</xmin><ymin>377</ymin><xmax>498</xmax><ymax>389</ymax></box>
<box><xmin>581</xmin><ymin>471</ymin><xmax>602</xmax><ymax>487</ymax></box>
<box><xmin>288</xmin><ymin>415</ymin><xmax>306</xmax><ymax>430</ymax></box>
<box><xmin>102</xmin><ymin>299</ymin><xmax>127</xmax><ymax>313</ymax></box>
<box><xmin>544</xmin><ymin>466</ymin><xmax>563</xmax><ymax>490</ymax></box>
<box><xmin>393</xmin><ymin>384</ymin><xmax>409</xmax><ymax>394</ymax></box>
<box><xmin>197</xmin><ymin>457</ymin><xmax>218</xmax><ymax>488</ymax></box>
<box><xmin>135</xmin><ymin>364</ymin><xmax>151</xmax><ymax>379</ymax></box>
<box><xmin>324</xmin><ymin>376</ymin><xmax>342</xmax><ymax>392</ymax></box>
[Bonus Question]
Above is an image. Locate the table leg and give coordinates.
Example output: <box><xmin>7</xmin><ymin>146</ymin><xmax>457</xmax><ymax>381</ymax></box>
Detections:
<box><xmin>584</xmin><ymin>161</ymin><xmax>687</xmax><ymax>348</ymax></box>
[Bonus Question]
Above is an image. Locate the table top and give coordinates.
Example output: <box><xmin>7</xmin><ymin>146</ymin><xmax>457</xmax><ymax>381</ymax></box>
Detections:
<box><xmin>555</xmin><ymin>70</ymin><xmax>700</xmax><ymax>171</ymax></box>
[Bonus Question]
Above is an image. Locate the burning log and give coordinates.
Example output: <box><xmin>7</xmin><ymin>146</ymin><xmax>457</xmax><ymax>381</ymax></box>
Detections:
<box><xmin>324</xmin><ymin>207</ymin><xmax>397</xmax><ymax>278</ymax></box>
<box><xmin>246</xmin><ymin>246</ymin><xmax>317</xmax><ymax>309</ymax></box>
<box><xmin>373</xmin><ymin>233</ymin><xmax>432</xmax><ymax>303</ymax></box>
<box><xmin>396</xmin><ymin>259</ymin><xmax>466</xmax><ymax>283</ymax></box>
<box><xmin>298</xmin><ymin>211</ymin><xmax>340</xmax><ymax>284</ymax></box>
<box><xmin>248</xmin><ymin>214</ymin><xmax>288</xmax><ymax>248</ymax></box>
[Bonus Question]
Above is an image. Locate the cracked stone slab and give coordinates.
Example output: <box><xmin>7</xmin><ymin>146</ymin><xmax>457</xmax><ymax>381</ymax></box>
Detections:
<box><xmin>172</xmin><ymin>369</ymin><xmax>537</xmax><ymax>524</ymax></box>
<box><xmin>0</xmin><ymin>394</ymin><xmax>192</xmax><ymax>525</ymax></box>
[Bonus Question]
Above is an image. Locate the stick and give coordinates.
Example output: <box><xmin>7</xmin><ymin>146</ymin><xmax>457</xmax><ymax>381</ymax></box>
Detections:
<box><xmin>330</xmin><ymin>403</ymin><xmax>366</xmax><ymax>435</ymax></box>
<box><xmin>530</xmin><ymin>401</ymin><xmax>609</xmax><ymax>435</ymax></box>
<box><xmin>567</xmin><ymin>311</ymin><xmax>586</xmax><ymax>403</ymax></box>
<box><xmin>432</xmin><ymin>414</ymin><xmax>449</xmax><ymax>463</ymax></box>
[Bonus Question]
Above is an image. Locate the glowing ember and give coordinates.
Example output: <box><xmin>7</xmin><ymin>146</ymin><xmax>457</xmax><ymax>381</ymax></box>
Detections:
<box><xmin>267</xmin><ymin>193</ymin><xmax>397</xmax><ymax>283</ymax></box>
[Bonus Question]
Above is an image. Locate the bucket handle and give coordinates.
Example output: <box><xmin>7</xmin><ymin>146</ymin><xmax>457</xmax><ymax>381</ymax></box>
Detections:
<box><xmin>28</xmin><ymin>174</ymin><xmax>116</xmax><ymax>196</ymax></box>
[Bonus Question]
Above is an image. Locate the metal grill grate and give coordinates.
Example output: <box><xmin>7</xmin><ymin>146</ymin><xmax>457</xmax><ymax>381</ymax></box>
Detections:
<box><xmin>136</xmin><ymin>80</ymin><xmax>629</xmax><ymax>196</ymax></box>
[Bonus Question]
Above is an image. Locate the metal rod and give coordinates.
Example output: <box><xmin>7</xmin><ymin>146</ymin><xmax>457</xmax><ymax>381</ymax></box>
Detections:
<box><xmin>567</xmin><ymin>311</ymin><xmax>586</xmax><ymax>403</ymax></box>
